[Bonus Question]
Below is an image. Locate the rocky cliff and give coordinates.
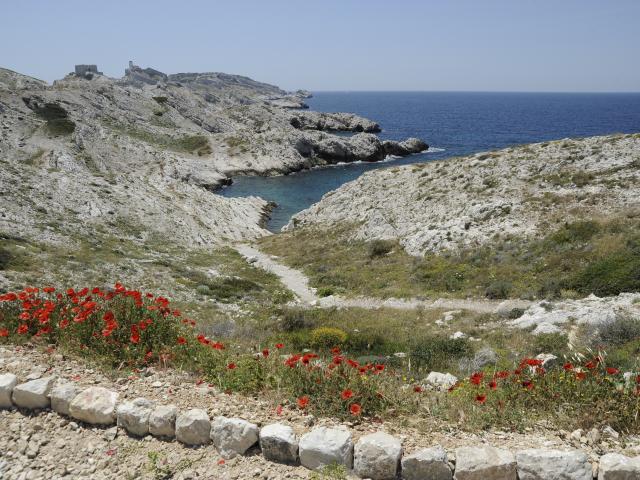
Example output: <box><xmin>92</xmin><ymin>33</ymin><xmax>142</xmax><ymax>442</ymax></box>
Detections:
<box><xmin>0</xmin><ymin>64</ymin><xmax>427</xmax><ymax>256</ymax></box>
<box><xmin>286</xmin><ymin>133</ymin><xmax>640</xmax><ymax>255</ymax></box>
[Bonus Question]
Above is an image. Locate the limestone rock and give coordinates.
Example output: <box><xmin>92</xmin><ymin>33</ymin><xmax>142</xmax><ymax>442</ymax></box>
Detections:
<box><xmin>149</xmin><ymin>404</ymin><xmax>178</xmax><ymax>438</ymax></box>
<box><xmin>210</xmin><ymin>416</ymin><xmax>259</xmax><ymax>459</ymax></box>
<box><xmin>299</xmin><ymin>426</ymin><xmax>353</xmax><ymax>470</ymax></box>
<box><xmin>516</xmin><ymin>449</ymin><xmax>591</xmax><ymax>480</ymax></box>
<box><xmin>454</xmin><ymin>446</ymin><xmax>516</xmax><ymax>480</ymax></box>
<box><xmin>401</xmin><ymin>445</ymin><xmax>452</xmax><ymax>480</ymax></box>
<box><xmin>354</xmin><ymin>431</ymin><xmax>402</xmax><ymax>480</ymax></box>
<box><xmin>598</xmin><ymin>453</ymin><xmax>640</xmax><ymax>480</ymax></box>
<box><xmin>12</xmin><ymin>376</ymin><xmax>55</xmax><ymax>409</ymax></box>
<box><xmin>535</xmin><ymin>353</ymin><xmax>559</xmax><ymax>369</ymax></box>
<box><xmin>50</xmin><ymin>381</ymin><xmax>78</xmax><ymax>415</ymax></box>
<box><xmin>425</xmin><ymin>372</ymin><xmax>458</xmax><ymax>390</ymax></box>
<box><xmin>175</xmin><ymin>409</ymin><xmax>210</xmax><ymax>446</ymax></box>
<box><xmin>68</xmin><ymin>386</ymin><xmax>118</xmax><ymax>425</ymax></box>
<box><xmin>116</xmin><ymin>397</ymin><xmax>155</xmax><ymax>437</ymax></box>
<box><xmin>259</xmin><ymin>423</ymin><xmax>299</xmax><ymax>465</ymax></box>
<box><xmin>0</xmin><ymin>372</ymin><xmax>17</xmax><ymax>408</ymax></box>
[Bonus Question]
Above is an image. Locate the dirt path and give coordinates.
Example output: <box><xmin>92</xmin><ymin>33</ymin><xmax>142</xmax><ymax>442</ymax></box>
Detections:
<box><xmin>235</xmin><ymin>244</ymin><xmax>531</xmax><ymax>313</ymax></box>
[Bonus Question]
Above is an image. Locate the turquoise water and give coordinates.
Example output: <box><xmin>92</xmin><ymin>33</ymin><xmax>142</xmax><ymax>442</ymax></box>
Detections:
<box><xmin>220</xmin><ymin>92</ymin><xmax>640</xmax><ymax>231</ymax></box>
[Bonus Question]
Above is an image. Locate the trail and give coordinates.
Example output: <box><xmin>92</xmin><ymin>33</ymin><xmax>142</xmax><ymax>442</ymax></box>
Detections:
<box><xmin>235</xmin><ymin>244</ymin><xmax>531</xmax><ymax>314</ymax></box>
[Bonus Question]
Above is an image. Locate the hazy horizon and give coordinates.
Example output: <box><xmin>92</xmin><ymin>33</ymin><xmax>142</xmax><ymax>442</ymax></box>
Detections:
<box><xmin>3</xmin><ymin>0</ymin><xmax>639</xmax><ymax>93</ymax></box>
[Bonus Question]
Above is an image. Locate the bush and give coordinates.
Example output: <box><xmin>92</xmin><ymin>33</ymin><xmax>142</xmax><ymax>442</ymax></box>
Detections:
<box><xmin>597</xmin><ymin>314</ymin><xmax>640</xmax><ymax>346</ymax></box>
<box><xmin>279</xmin><ymin>307</ymin><xmax>312</xmax><ymax>332</ymax></box>
<box><xmin>317</xmin><ymin>286</ymin><xmax>336</xmax><ymax>297</ymax></box>
<box><xmin>485</xmin><ymin>280</ymin><xmax>512</xmax><ymax>299</ymax></box>
<box><xmin>310</xmin><ymin>327</ymin><xmax>348</xmax><ymax>350</ymax></box>
<box><xmin>550</xmin><ymin>220</ymin><xmax>600</xmax><ymax>245</ymax></box>
<box><xmin>508</xmin><ymin>308</ymin><xmax>525</xmax><ymax>319</ymax></box>
<box><xmin>570</xmin><ymin>246</ymin><xmax>640</xmax><ymax>296</ymax></box>
<box><xmin>367</xmin><ymin>240</ymin><xmax>394</xmax><ymax>258</ymax></box>
<box><xmin>410</xmin><ymin>336</ymin><xmax>472</xmax><ymax>370</ymax></box>
<box><xmin>533</xmin><ymin>333</ymin><xmax>568</xmax><ymax>354</ymax></box>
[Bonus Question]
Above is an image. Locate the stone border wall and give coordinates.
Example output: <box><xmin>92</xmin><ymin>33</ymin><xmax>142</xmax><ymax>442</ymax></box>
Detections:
<box><xmin>1</xmin><ymin>373</ymin><xmax>638</xmax><ymax>479</ymax></box>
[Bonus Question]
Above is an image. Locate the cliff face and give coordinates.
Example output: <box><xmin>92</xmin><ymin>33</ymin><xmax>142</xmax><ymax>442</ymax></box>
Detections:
<box><xmin>287</xmin><ymin>133</ymin><xmax>640</xmax><ymax>256</ymax></box>
<box><xmin>0</xmin><ymin>65</ymin><xmax>426</xmax><ymax>257</ymax></box>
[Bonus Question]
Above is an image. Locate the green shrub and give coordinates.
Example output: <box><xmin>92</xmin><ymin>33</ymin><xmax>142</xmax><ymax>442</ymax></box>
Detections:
<box><xmin>317</xmin><ymin>286</ymin><xmax>336</xmax><ymax>297</ymax></box>
<box><xmin>597</xmin><ymin>314</ymin><xmax>640</xmax><ymax>346</ymax></box>
<box><xmin>508</xmin><ymin>308</ymin><xmax>525</xmax><ymax>319</ymax></box>
<box><xmin>280</xmin><ymin>307</ymin><xmax>311</xmax><ymax>332</ymax></box>
<box><xmin>485</xmin><ymin>280</ymin><xmax>512</xmax><ymax>299</ymax></box>
<box><xmin>152</xmin><ymin>96</ymin><xmax>168</xmax><ymax>104</ymax></box>
<box><xmin>570</xmin><ymin>246</ymin><xmax>640</xmax><ymax>296</ymax></box>
<box><xmin>549</xmin><ymin>220</ymin><xmax>600</xmax><ymax>245</ymax></box>
<box><xmin>310</xmin><ymin>327</ymin><xmax>348</xmax><ymax>350</ymax></box>
<box><xmin>367</xmin><ymin>240</ymin><xmax>394</xmax><ymax>258</ymax></box>
<box><xmin>410</xmin><ymin>336</ymin><xmax>472</xmax><ymax>370</ymax></box>
<box><xmin>533</xmin><ymin>333</ymin><xmax>568</xmax><ymax>354</ymax></box>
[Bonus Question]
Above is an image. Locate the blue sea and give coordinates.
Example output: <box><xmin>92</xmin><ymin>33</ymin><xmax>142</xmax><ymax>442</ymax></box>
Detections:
<box><xmin>220</xmin><ymin>92</ymin><xmax>640</xmax><ymax>231</ymax></box>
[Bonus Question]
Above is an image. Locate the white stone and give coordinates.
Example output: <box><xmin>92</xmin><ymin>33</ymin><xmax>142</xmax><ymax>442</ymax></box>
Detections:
<box><xmin>259</xmin><ymin>423</ymin><xmax>298</xmax><ymax>465</ymax></box>
<box><xmin>12</xmin><ymin>376</ymin><xmax>55</xmax><ymax>409</ymax></box>
<box><xmin>149</xmin><ymin>404</ymin><xmax>178</xmax><ymax>438</ymax></box>
<box><xmin>116</xmin><ymin>397</ymin><xmax>155</xmax><ymax>437</ymax></box>
<box><xmin>532</xmin><ymin>322</ymin><xmax>562</xmax><ymax>335</ymax></box>
<box><xmin>424</xmin><ymin>372</ymin><xmax>458</xmax><ymax>390</ymax></box>
<box><xmin>49</xmin><ymin>381</ymin><xmax>78</xmax><ymax>416</ymax></box>
<box><xmin>69</xmin><ymin>387</ymin><xmax>118</xmax><ymax>425</ymax></box>
<box><xmin>299</xmin><ymin>426</ymin><xmax>353</xmax><ymax>470</ymax></box>
<box><xmin>451</xmin><ymin>331</ymin><xmax>466</xmax><ymax>340</ymax></box>
<box><xmin>0</xmin><ymin>373</ymin><xmax>17</xmax><ymax>408</ymax></box>
<box><xmin>175</xmin><ymin>409</ymin><xmax>210</xmax><ymax>446</ymax></box>
<box><xmin>354</xmin><ymin>431</ymin><xmax>402</xmax><ymax>480</ymax></box>
<box><xmin>454</xmin><ymin>446</ymin><xmax>516</xmax><ymax>480</ymax></box>
<box><xmin>210</xmin><ymin>417</ymin><xmax>259</xmax><ymax>459</ymax></box>
<box><xmin>535</xmin><ymin>353</ymin><xmax>559</xmax><ymax>369</ymax></box>
<box><xmin>516</xmin><ymin>449</ymin><xmax>591</xmax><ymax>480</ymax></box>
<box><xmin>402</xmin><ymin>445</ymin><xmax>452</xmax><ymax>480</ymax></box>
<box><xmin>598</xmin><ymin>453</ymin><xmax>640</xmax><ymax>480</ymax></box>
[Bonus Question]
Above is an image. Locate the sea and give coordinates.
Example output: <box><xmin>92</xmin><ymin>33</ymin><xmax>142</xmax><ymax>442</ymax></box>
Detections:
<box><xmin>219</xmin><ymin>92</ymin><xmax>640</xmax><ymax>231</ymax></box>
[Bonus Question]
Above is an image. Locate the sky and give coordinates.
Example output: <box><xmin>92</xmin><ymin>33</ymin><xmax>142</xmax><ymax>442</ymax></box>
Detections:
<box><xmin>2</xmin><ymin>0</ymin><xmax>639</xmax><ymax>92</ymax></box>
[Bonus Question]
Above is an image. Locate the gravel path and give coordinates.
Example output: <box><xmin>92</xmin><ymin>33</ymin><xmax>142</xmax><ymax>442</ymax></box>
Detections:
<box><xmin>235</xmin><ymin>244</ymin><xmax>531</xmax><ymax>313</ymax></box>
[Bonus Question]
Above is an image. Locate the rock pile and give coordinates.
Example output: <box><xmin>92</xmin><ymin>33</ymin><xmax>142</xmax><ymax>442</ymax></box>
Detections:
<box><xmin>1</xmin><ymin>370</ymin><xmax>639</xmax><ymax>479</ymax></box>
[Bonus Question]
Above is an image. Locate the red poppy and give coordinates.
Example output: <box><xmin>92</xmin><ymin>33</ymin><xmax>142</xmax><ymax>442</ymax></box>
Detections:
<box><xmin>330</xmin><ymin>347</ymin><xmax>341</xmax><ymax>355</ymax></box>
<box><xmin>17</xmin><ymin>324</ymin><xmax>28</xmax><ymax>335</ymax></box>
<box><xmin>524</xmin><ymin>358</ymin><xmax>543</xmax><ymax>367</ymax></box>
<box><xmin>276</xmin><ymin>405</ymin><xmax>283</xmax><ymax>415</ymax></box>
<box><xmin>130</xmin><ymin>325</ymin><xmax>140</xmax><ymax>344</ymax></box>
<box><xmin>563</xmin><ymin>363</ymin><xmax>574</xmax><ymax>371</ymax></box>
<box><xmin>43</xmin><ymin>287</ymin><xmax>55</xmax><ymax>293</ymax></box>
<box><xmin>341</xmin><ymin>389</ymin><xmax>354</xmax><ymax>400</ymax></box>
<box><xmin>475</xmin><ymin>394</ymin><xmax>487</xmax><ymax>404</ymax></box>
<box><xmin>575</xmin><ymin>371</ymin><xmax>587</xmax><ymax>381</ymax></box>
<box><xmin>606</xmin><ymin>367</ymin><xmax>620</xmax><ymax>375</ymax></box>
<box><xmin>227</xmin><ymin>363</ymin><xmax>237</xmax><ymax>370</ymax></box>
<box><xmin>0</xmin><ymin>328</ymin><xmax>9</xmax><ymax>337</ymax></box>
<box><xmin>177</xmin><ymin>336</ymin><xmax>187</xmax><ymax>345</ymax></box>
<box><xmin>297</xmin><ymin>396</ymin><xmax>310</xmax><ymax>409</ymax></box>
<box><xmin>212</xmin><ymin>342</ymin><xmax>225</xmax><ymax>350</ymax></box>
<box><xmin>413</xmin><ymin>385</ymin><xmax>423</xmax><ymax>393</ymax></box>
<box><xmin>522</xmin><ymin>380</ymin><xmax>534</xmax><ymax>390</ymax></box>
<box><xmin>495</xmin><ymin>370</ymin><xmax>510</xmax><ymax>379</ymax></box>
<box><xmin>374</xmin><ymin>364</ymin><xmax>385</xmax><ymax>372</ymax></box>
<box><xmin>349</xmin><ymin>403</ymin><xmax>362</xmax><ymax>415</ymax></box>
<box><xmin>489</xmin><ymin>380</ymin><xmax>498</xmax><ymax>390</ymax></box>
<box><xmin>262</xmin><ymin>349</ymin><xmax>269</xmax><ymax>357</ymax></box>
<box><xmin>585</xmin><ymin>361</ymin><xmax>597</xmax><ymax>370</ymax></box>
<box><xmin>275</xmin><ymin>343</ymin><xmax>284</xmax><ymax>349</ymax></box>
<box><xmin>470</xmin><ymin>372</ymin><xmax>484</xmax><ymax>385</ymax></box>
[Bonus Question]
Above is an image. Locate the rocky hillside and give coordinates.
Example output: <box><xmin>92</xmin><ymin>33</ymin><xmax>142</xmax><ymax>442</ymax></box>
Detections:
<box><xmin>0</xmin><ymin>64</ymin><xmax>426</xmax><ymax>262</ymax></box>
<box><xmin>287</xmin><ymin>133</ymin><xmax>640</xmax><ymax>255</ymax></box>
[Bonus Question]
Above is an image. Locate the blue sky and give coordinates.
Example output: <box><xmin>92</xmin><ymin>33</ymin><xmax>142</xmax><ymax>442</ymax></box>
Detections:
<box><xmin>2</xmin><ymin>0</ymin><xmax>639</xmax><ymax>92</ymax></box>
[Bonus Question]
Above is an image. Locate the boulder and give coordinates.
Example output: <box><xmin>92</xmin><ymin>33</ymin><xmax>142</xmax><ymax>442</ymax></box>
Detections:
<box><xmin>402</xmin><ymin>445</ymin><xmax>452</xmax><ymax>480</ymax></box>
<box><xmin>424</xmin><ymin>372</ymin><xmax>458</xmax><ymax>390</ymax></box>
<box><xmin>354</xmin><ymin>431</ymin><xmax>402</xmax><ymax>480</ymax></box>
<box><xmin>210</xmin><ymin>417</ymin><xmax>259</xmax><ymax>459</ymax></box>
<box><xmin>532</xmin><ymin>322</ymin><xmax>563</xmax><ymax>335</ymax></box>
<box><xmin>116</xmin><ymin>397</ymin><xmax>155</xmax><ymax>437</ymax></box>
<box><xmin>598</xmin><ymin>453</ymin><xmax>640</xmax><ymax>480</ymax></box>
<box><xmin>149</xmin><ymin>404</ymin><xmax>178</xmax><ymax>438</ymax></box>
<box><xmin>299</xmin><ymin>426</ymin><xmax>353</xmax><ymax>470</ymax></box>
<box><xmin>516</xmin><ymin>449</ymin><xmax>591</xmax><ymax>480</ymax></box>
<box><xmin>175</xmin><ymin>409</ymin><xmax>210</xmax><ymax>446</ymax></box>
<box><xmin>454</xmin><ymin>446</ymin><xmax>516</xmax><ymax>480</ymax></box>
<box><xmin>535</xmin><ymin>353</ymin><xmax>559</xmax><ymax>369</ymax></box>
<box><xmin>0</xmin><ymin>373</ymin><xmax>17</xmax><ymax>408</ymax></box>
<box><xmin>400</xmin><ymin>137</ymin><xmax>428</xmax><ymax>153</ymax></box>
<box><xmin>259</xmin><ymin>423</ymin><xmax>299</xmax><ymax>465</ymax></box>
<box><xmin>69</xmin><ymin>386</ymin><xmax>118</xmax><ymax>425</ymax></box>
<box><xmin>12</xmin><ymin>376</ymin><xmax>55</xmax><ymax>409</ymax></box>
<box><xmin>49</xmin><ymin>381</ymin><xmax>78</xmax><ymax>415</ymax></box>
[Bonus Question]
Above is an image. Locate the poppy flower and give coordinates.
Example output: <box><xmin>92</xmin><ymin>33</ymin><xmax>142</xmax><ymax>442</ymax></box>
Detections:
<box><xmin>217</xmin><ymin>459</ymin><xmax>225</xmax><ymax>465</ymax></box>
<box><xmin>522</xmin><ymin>380</ymin><xmax>534</xmax><ymax>390</ymax></box>
<box><xmin>177</xmin><ymin>336</ymin><xmax>187</xmax><ymax>345</ymax></box>
<box><xmin>606</xmin><ymin>367</ymin><xmax>620</xmax><ymax>375</ymax></box>
<box><xmin>341</xmin><ymin>389</ymin><xmax>354</xmax><ymax>400</ymax></box>
<box><xmin>330</xmin><ymin>347</ymin><xmax>341</xmax><ymax>355</ymax></box>
<box><xmin>413</xmin><ymin>385</ymin><xmax>423</xmax><ymax>393</ymax></box>
<box><xmin>17</xmin><ymin>324</ymin><xmax>28</xmax><ymax>335</ymax></box>
<box><xmin>275</xmin><ymin>343</ymin><xmax>284</xmax><ymax>349</ymax></box>
<box><xmin>470</xmin><ymin>372</ymin><xmax>484</xmax><ymax>385</ymax></box>
<box><xmin>130</xmin><ymin>325</ymin><xmax>140</xmax><ymax>344</ymax></box>
<box><xmin>227</xmin><ymin>363</ymin><xmax>237</xmax><ymax>370</ymax></box>
<box><xmin>585</xmin><ymin>361</ymin><xmax>597</xmax><ymax>370</ymax></box>
<box><xmin>575</xmin><ymin>371</ymin><xmax>587</xmax><ymax>381</ymax></box>
<box><xmin>475</xmin><ymin>394</ymin><xmax>487</xmax><ymax>404</ymax></box>
<box><xmin>374</xmin><ymin>364</ymin><xmax>385</xmax><ymax>372</ymax></box>
<box><xmin>349</xmin><ymin>403</ymin><xmax>362</xmax><ymax>416</ymax></box>
<box><xmin>489</xmin><ymin>380</ymin><xmax>498</xmax><ymax>390</ymax></box>
<box><xmin>43</xmin><ymin>287</ymin><xmax>55</xmax><ymax>293</ymax></box>
<box><xmin>262</xmin><ymin>349</ymin><xmax>269</xmax><ymax>357</ymax></box>
<box><xmin>297</xmin><ymin>396</ymin><xmax>310</xmax><ymax>409</ymax></box>
<box><xmin>563</xmin><ymin>363</ymin><xmax>574</xmax><ymax>371</ymax></box>
<box><xmin>0</xmin><ymin>328</ymin><xmax>9</xmax><ymax>337</ymax></box>
<box><xmin>276</xmin><ymin>405</ymin><xmax>283</xmax><ymax>415</ymax></box>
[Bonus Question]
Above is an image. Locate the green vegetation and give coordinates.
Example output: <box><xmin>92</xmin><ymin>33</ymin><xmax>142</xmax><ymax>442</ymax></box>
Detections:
<box><xmin>32</xmin><ymin>102</ymin><xmax>75</xmax><ymax>136</ymax></box>
<box><xmin>104</xmin><ymin>119</ymin><xmax>212</xmax><ymax>155</ymax></box>
<box><xmin>259</xmin><ymin>216</ymin><xmax>640</xmax><ymax>300</ymax></box>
